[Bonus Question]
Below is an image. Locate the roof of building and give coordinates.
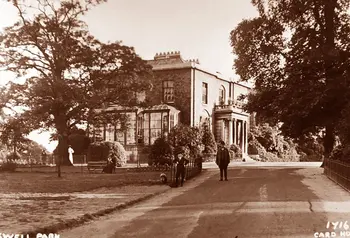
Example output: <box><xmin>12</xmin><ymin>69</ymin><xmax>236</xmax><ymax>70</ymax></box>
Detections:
<box><xmin>147</xmin><ymin>51</ymin><xmax>252</xmax><ymax>88</ymax></box>
<box><xmin>143</xmin><ymin>104</ymin><xmax>180</xmax><ymax>112</ymax></box>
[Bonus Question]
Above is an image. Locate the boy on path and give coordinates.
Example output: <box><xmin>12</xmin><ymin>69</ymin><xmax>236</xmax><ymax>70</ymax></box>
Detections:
<box><xmin>175</xmin><ymin>153</ymin><xmax>189</xmax><ymax>187</ymax></box>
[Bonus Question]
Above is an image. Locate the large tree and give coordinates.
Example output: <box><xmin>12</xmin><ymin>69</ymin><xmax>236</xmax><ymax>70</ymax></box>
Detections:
<box><xmin>230</xmin><ymin>0</ymin><xmax>350</xmax><ymax>156</ymax></box>
<box><xmin>0</xmin><ymin>0</ymin><xmax>153</xmax><ymax>165</ymax></box>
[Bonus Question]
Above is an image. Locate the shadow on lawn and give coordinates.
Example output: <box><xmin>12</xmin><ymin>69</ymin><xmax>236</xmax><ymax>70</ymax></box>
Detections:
<box><xmin>0</xmin><ymin>167</ymin><xmax>166</xmax><ymax>193</ymax></box>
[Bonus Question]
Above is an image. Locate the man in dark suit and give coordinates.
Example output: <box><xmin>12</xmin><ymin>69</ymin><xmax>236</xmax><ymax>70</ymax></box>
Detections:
<box><xmin>216</xmin><ymin>140</ymin><xmax>230</xmax><ymax>181</ymax></box>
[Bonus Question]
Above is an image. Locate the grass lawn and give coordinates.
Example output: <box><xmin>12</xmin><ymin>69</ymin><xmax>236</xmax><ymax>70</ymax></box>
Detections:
<box><xmin>0</xmin><ymin>165</ymin><xmax>168</xmax><ymax>193</ymax></box>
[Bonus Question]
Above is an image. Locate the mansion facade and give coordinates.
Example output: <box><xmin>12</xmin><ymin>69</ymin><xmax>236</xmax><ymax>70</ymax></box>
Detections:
<box><xmin>90</xmin><ymin>51</ymin><xmax>252</xmax><ymax>160</ymax></box>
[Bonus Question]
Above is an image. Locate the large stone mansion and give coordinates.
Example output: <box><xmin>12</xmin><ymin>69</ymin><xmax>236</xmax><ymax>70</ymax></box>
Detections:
<box><xmin>90</xmin><ymin>51</ymin><xmax>252</xmax><ymax>160</ymax></box>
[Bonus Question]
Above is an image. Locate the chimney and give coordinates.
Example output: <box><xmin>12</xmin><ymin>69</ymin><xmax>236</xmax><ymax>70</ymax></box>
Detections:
<box><xmin>154</xmin><ymin>51</ymin><xmax>181</xmax><ymax>60</ymax></box>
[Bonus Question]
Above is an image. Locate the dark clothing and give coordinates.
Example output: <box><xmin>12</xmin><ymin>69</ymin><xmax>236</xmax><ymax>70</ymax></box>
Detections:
<box><xmin>103</xmin><ymin>158</ymin><xmax>116</xmax><ymax>174</ymax></box>
<box><xmin>175</xmin><ymin>157</ymin><xmax>189</xmax><ymax>170</ymax></box>
<box><xmin>175</xmin><ymin>157</ymin><xmax>189</xmax><ymax>186</ymax></box>
<box><xmin>176</xmin><ymin>169</ymin><xmax>186</xmax><ymax>186</ymax></box>
<box><xmin>103</xmin><ymin>163</ymin><xmax>114</xmax><ymax>174</ymax></box>
<box><xmin>216</xmin><ymin>147</ymin><xmax>230</xmax><ymax>168</ymax></box>
<box><xmin>220</xmin><ymin>167</ymin><xmax>228</xmax><ymax>180</ymax></box>
<box><xmin>216</xmin><ymin>146</ymin><xmax>230</xmax><ymax>180</ymax></box>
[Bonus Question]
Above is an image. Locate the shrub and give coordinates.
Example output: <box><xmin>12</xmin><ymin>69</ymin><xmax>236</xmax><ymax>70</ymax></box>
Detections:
<box><xmin>0</xmin><ymin>152</ymin><xmax>20</xmax><ymax>172</ymax></box>
<box><xmin>248</xmin><ymin>142</ymin><xmax>259</xmax><ymax>155</ymax></box>
<box><xmin>248</xmin><ymin>123</ymin><xmax>301</xmax><ymax>162</ymax></box>
<box><xmin>201</xmin><ymin>126</ymin><xmax>217</xmax><ymax>154</ymax></box>
<box><xmin>295</xmin><ymin>133</ymin><xmax>324</xmax><ymax>162</ymax></box>
<box><xmin>148</xmin><ymin>137</ymin><xmax>173</xmax><ymax>166</ymax></box>
<box><xmin>69</xmin><ymin>133</ymin><xmax>91</xmax><ymax>155</ymax></box>
<box><xmin>229</xmin><ymin>144</ymin><xmax>242</xmax><ymax>159</ymax></box>
<box><xmin>87</xmin><ymin>141</ymin><xmax>126</xmax><ymax>167</ymax></box>
<box><xmin>173</xmin><ymin>145</ymin><xmax>190</xmax><ymax>159</ymax></box>
<box><xmin>329</xmin><ymin>145</ymin><xmax>344</xmax><ymax>160</ymax></box>
<box><xmin>251</xmin><ymin>124</ymin><xmax>277</xmax><ymax>152</ymax></box>
<box><xmin>0</xmin><ymin>161</ymin><xmax>17</xmax><ymax>172</ymax></box>
<box><xmin>168</xmin><ymin>124</ymin><xmax>203</xmax><ymax>160</ymax></box>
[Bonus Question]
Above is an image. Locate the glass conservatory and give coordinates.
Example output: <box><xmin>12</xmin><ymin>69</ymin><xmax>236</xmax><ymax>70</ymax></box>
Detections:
<box><xmin>137</xmin><ymin>104</ymin><xmax>180</xmax><ymax>145</ymax></box>
<box><xmin>90</xmin><ymin>104</ymin><xmax>180</xmax><ymax>146</ymax></box>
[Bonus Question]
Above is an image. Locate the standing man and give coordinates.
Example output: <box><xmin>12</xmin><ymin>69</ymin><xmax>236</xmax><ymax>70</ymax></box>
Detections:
<box><xmin>216</xmin><ymin>140</ymin><xmax>230</xmax><ymax>181</ymax></box>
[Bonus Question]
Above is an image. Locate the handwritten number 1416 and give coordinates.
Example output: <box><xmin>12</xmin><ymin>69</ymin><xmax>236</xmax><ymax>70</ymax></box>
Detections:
<box><xmin>326</xmin><ymin>221</ymin><xmax>349</xmax><ymax>230</ymax></box>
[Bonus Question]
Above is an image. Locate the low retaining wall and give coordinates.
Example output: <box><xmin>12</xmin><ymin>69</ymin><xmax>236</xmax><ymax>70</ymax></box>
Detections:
<box><xmin>324</xmin><ymin>159</ymin><xmax>350</xmax><ymax>192</ymax></box>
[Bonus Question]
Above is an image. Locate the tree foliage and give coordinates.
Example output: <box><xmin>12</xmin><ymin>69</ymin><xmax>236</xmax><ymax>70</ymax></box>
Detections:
<box><xmin>148</xmin><ymin>137</ymin><xmax>173</xmax><ymax>166</ymax></box>
<box><xmin>248</xmin><ymin>124</ymin><xmax>299</xmax><ymax>162</ymax></box>
<box><xmin>230</xmin><ymin>0</ymin><xmax>350</xmax><ymax>155</ymax></box>
<box><xmin>67</xmin><ymin>127</ymin><xmax>90</xmax><ymax>155</ymax></box>
<box><xmin>0</xmin><ymin>115</ymin><xmax>32</xmax><ymax>154</ymax></box>
<box><xmin>0</xmin><ymin>0</ymin><xmax>153</xmax><ymax>164</ymax></box>
<box><xmin>168</xmin><ymin>124</ymin><xmax>203</xmax><ymax>159</ymax></box>
<box><xmin>87</xmin><ymin>141</ymin><xmax>126</xmax><ymax>166</ymax></box>
<box><xmin>295</xmin><ymin>133</ymin><xmax>324</xmax><ymax>161</ymax></box>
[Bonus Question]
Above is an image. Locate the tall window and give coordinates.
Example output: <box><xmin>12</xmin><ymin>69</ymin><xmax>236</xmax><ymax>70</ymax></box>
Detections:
<box><xmin>143</xmin><ymin>114</ymin><xmax>150</xmax><ymax>145</ymax></box>
<box><xmin>105</xmin><ymin>123</ymin><xmax>114</xmax><ymax>142</ymax></box>
<box><xmin>163</xmin><ymin>81</ymin><xmax>174</xmax><ymax>103</ymax></box>
<box><xmin>126</xmin><ymin>113</ymin><xmax>136</xmax><ymax>144</ymax></box>
<box><xmin>115</xmin><ymin>121</ymin><xmax>124</xmax><ymax>144</ymax></box>
<box><xmin>219</xmin><ymin>86</ymin><xmax>226</xmax><ymax>104</ymax></box>
<box><xmin>141</xmin><ymin>112</ymin><xmax>169</xmax><ymax>145</ymax></box>
<box><xmin>150</xmin><ymin>113</ymin><xmax>162</xmax><ymax>144</ymax></box>
<box><xmin>202</xmin><ymin>82</ymin><xmax>208</xmax><ymax>104</ymax></box>
<box><xmin>137</xmin><ymin>115</ymin><xmax>144</xmax><ymax>143</ymax></box>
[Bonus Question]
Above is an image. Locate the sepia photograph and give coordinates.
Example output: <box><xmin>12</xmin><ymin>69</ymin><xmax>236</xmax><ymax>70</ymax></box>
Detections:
<box><xmin>0</xmin><ymin>0</ymin><xmax>350</xmax><ymax>237</ymax></box>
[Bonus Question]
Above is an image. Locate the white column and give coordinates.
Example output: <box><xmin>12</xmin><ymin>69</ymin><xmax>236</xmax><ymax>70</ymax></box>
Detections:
<box><xmin>228</xmin><ymin>120</ymin><xmax>233</xmax><ymax>145</ymax></box>
<box><xmin>240</xmin><ymin>120</ymin><xmax>244</xmax><ymax>153</ymax></box>
<box><xmin>244</xmin><ymin>121</ymin><xmax>248</xmax><ymax>155</ymax></box>
<box><xmin>221</xmin><ymin>120</ymin><xmax>225</xmax><ymax>141</ymax></box>
<box><xmin>233</xmin><ymin>119</ymin><xmax>237</xmax><ymax>145</ymax></box>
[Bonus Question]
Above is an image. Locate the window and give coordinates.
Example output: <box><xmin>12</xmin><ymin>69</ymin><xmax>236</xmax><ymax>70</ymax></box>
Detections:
<box><xmin>115</xmin><ymin>121</ymin><xmax>124</xmax><ymax>144</ymax></box>
<box><xmin>92</xmin><ymin>125</ymin><xmax>104</xmax><ymax>141</ymax></box>
<box><xmin>126</xmin><ymin>112</ymin><xmax>136</xmax><ymax>144</ymax></box>
<box><xmin>219</xmin><ymin>86</ymin><xmax>226</xmax><ymax>104</ymax></box>
<box><xmin>163</xmin><ymin>81</ymin><xmax>174</xmax><ymax>103</ymax></box>
<box><xmin>202</xmin><ymin>82</ymin><xmax>208</xmax><ymax>104</ymax></box>
<box><xmin>137</xmin><ymin>115</ymin><xmax>144</xmax><ymax>143</ymax></box>
<box><xmin>105</xmin><ymin>124</ymin><xmax>114</xmax><ymax>142</ymax></box>
<box><xmin>170</xmin><ymin>114</ymin><xmax>175</xmax><ymax>129</ymax></box>
<box><xmin>162</xmin><ymin>114</ymin><xmax>169</xmax><ymax>134</ymax></box>
<box><xmin>143</xmin><ymin>113</ymin><xmax>150</xmax><ymax>145</ymax></box>
<box><xmin>150</xmin><ymin>113</ymin><xmax>162</xmax><ymax>144</ymax></box>
<box><xmin>141</xmin><ymin>111</ymin><xmax>176</xmax><ymax>145</ymax></box>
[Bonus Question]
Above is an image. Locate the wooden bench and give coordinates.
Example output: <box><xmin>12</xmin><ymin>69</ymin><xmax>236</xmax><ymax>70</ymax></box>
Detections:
<box><xmin>87</xmin><ymin>161</ymin><xmax>108</xmax><ymax>173</ymax></box>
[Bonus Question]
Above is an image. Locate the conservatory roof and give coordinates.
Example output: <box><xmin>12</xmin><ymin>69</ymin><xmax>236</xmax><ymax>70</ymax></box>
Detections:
<box><xmin>142</xmin><ymin>104</ymin><xmax>180</xmax><ymax>113</ymax></box>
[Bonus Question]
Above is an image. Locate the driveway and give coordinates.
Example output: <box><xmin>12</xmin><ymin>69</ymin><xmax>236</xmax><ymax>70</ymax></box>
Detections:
<box><xmin>60</xmin><ymin>164</ymin><xmax>350</xmax><ymax>238</ymax></box>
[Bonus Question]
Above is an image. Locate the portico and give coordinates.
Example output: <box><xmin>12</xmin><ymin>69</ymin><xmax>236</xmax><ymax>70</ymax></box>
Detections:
<box><xmin>214</xmin><ymin>102</ymin><xmax>249</xmax><ymax>157</ymax></box>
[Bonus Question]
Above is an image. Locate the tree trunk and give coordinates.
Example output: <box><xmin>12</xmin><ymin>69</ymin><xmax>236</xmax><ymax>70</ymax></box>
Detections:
<box><xmin>58</xmin><ymin>135</ymin><xmax>71</xmax><ymax>165</ymax></box>
<box><xmin>324</xmin><ymin>124</ymin><xmax>335</xmax><ymax>156</ymax></box>
<box><xmin>320</xmin><ymin>0</ymin><xmax>337</xmax><ymax>168</ymax></box>
<box><xmin>55</xmin><ymin>114</ymin><xmax>72</xmax><ymax>166</ymax></box>
<box><xmin>320</xmin><ymin>125</ymin><xmax>335</xmax><ymax>167</ymax></box>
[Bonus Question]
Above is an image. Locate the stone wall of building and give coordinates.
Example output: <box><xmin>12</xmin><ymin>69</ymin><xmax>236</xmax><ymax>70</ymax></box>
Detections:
<box><xmin>146</xmin><ymin>68</ymin><xmax>192</xmax><ymax>125</ymax></box>
<box><xmin>232</xmin><ymin>83</ymin><xmax>250</xmax><ymax>102</ymax></box>
<box><xmin>192</xmin><ymin>69</ymin><xmax>231</xmax><ymax>128</ymax></box>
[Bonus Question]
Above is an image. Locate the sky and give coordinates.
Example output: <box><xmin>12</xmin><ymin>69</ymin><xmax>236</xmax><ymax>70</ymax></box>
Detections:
<box><xmin>0</xmin><ymin>0</ymin><xmax>259</xmax><ymax>151</ymax></box>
